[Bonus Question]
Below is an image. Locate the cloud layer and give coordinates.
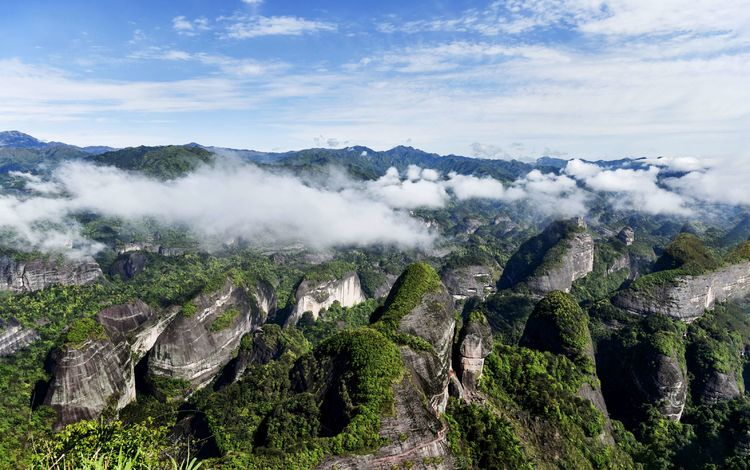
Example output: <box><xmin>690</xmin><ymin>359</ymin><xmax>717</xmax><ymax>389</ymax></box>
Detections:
<box><xmin>2</xmin><ymin>150</ymin><xmax>750</xmax><ymax>258</ymax></box>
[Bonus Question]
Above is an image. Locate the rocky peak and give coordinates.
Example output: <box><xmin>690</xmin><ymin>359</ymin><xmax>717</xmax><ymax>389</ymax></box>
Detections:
<box><xmin>148</xmin><ymin>279</ymin><xmax>262</xmax><ymax>389</ymax></box>
<box><xmin>520</xmin><ymin>291</ymin><xmax>595</xmax><ymax>372</ymax></box>
<box><xmin>457</xmin><ymin>312</ymin><xmax>493</xmax><ymax>395</ymax></box>
<box><xmin>286</xmin><ymin>271</ymin><xmax>366</xmax><ymax>326</ymax></box>
<box><xmin>376</xmin><ymin>262</ymin><xmax>456</xmax><ymax>415</ymax></box>
<box><xmin>498</xmin><ymin>218</ymin><xmax>594</xmax><ymax>296</ymax></box>
<box><xmin>617</xmin><ymin>226</ymin><xmax>635</xmax><ymax>246</ymax></box>
<box><xmin>44</xmin><ymin>318</ymin><xmax>135</xmax><ymax>429</ymax></box>
<box><xmin>614</xmin><ymin>260</ymin><xmax>750</xmax><ymax>321</ymax></box>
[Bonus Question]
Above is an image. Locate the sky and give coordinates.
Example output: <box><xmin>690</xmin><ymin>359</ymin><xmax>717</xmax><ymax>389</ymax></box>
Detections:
<box><xmin>1</xmin><ymin>0</ymin><xmax>749</xmax><ymax>160</ymax></box>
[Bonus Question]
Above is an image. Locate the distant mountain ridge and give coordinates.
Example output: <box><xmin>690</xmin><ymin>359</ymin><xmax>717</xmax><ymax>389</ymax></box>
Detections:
<box><xmin>0</xmin><ymin>130</ymin><xmax>652</xmax><ymax>181</ymax></box>
<box><xmin>0</xmin><ymin>131</ymin><xmax>115</xmax><ymax>154</ymax></box>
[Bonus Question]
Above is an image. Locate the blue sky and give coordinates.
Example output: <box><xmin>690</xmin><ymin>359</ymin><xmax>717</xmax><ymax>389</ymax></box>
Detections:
<box><xmin>1</xmin><ymin>0</ymin><xmax>748</xmax><ymax>159</ymax></box>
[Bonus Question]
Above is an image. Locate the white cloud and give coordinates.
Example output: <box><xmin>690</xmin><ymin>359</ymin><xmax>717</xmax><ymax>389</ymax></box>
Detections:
<box><xmin>564</xmin><ymin>159</ymin><xmax>692</xmax><ymax>215</ymax></box>
<box><xmin>0</xmin><ymin>162</ymin><xmax>438</xmax><ymax>255</ymax></box>
<box><xmin>172</xmin><ymin>16</ymin><xmax>211</xmax><ymax>36</ymax></box>
<box><xmin>223</xmin><ymin>15</ymin><xmax>336</xmax><ymax>38</ymax></box>
<box><xmin>242</xmin><ymin>0</ymin><xmax>263</xmax><ymax>4</ymax></box>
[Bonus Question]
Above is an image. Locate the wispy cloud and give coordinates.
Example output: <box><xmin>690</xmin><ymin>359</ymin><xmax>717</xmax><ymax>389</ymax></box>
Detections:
<box><xmin>172</xmin><ymin>16</ymin><xmax>211</xmax><ymax>36</ymax></box>
<box><xmin>222</xmin><ymin>15</ymin><xmax>336</xmax><ymax>39</ymax></box>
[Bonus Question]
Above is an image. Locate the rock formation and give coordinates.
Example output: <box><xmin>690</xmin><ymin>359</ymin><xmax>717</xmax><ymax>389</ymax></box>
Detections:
<box><xmin>499</xmin><ymin>218</ymin><xmax>594</xmax><ymax>296</ymax></box>
<box><xmin>441</xmin><ymin>265</ymin><xmax>497</xmax><ymax>301</ymax></box>
<box><xmin>378</xmin><ymin>263</ymin><xmax>457</xmax><ymax>415</ymax></box>
<box><xmin>521</xmin><ymin>292</ymin><xmax>612</xmax><ymax>425</ymax></box>
<box><xmin>0</xmin><ymin>255</ymin><xmax>103</xmax><ymax>292</ymax></box>
<box><xmin>44</xmin><ymin>300</ymin><xmax>175</xmax><ymax>428</ymax></box>
<box><xmin>630</xmin><ymin>351</ymin><xmax>687</xmax><ymax>420</ymax></box>
<box><xmin>148</xmin><ymin>279</ymin><xmax>262</xmax><ymax>388</ymax></box>
<box><xmin>286</xmin><ymin>272</ymin><xmax>366</xmax><ymax>326</ymax></box>
<box><xmin>617</xmin><ymin>226</ymin><xmax>635</xmax><ymax>246</ymax></box>
<box><xmin>613</xmin><ymin>261</ymin><xmax>750</xmax><ymax>321</ymax></box>
<box><xmin>0</xmin><ymin>317</ymin><xmax>39</xmax><ymax>356</ymax></box>
<box><xmin>700</xmin><ymin>371</ymin><xmax>741</xmax><ymax>404</ymax></box>
<box><xmin>45</xmin><ymin>336</ymin><xmax>135</xmax><ymax>429</ymax></box>
<box><xmin>109</xmin><ymin>251</ymin><xmax>148</xmax><ymax>280</ymax></box>
<box><xmin>457</xmin><ymin>312</ymin><xmax>493</xmax><ymax>395</ymax></box>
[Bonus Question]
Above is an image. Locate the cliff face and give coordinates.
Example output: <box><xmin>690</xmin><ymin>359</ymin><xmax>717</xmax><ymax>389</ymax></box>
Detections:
<box><xmin>397</xmin><ymin>286</ymin><xmax>456</xmax><ymax>415</ymax></box>
<box><xmin>614</xmin><ymin>261</ymin><xmax>750</xmax><ymax>321</ymax></box>
<box><xmin>525</xmin><ymin>231</ymin><xmax>594</xmax><ymax>295</ymax></box>
<box><xmin>700</xmin><ymin>371</ymin><xmax>741</xmax><ymax>404</ymax></box>
<box><xmin>109</xmin><ymin>252</ymin><xmax>148</xmax><ymax>280</ymax></box>
<box><xmin>287</xmin><ymin>272</ymin><xmax>366</xmax><ymax>326</ymax></box>
<box><xmin>457</xmin><ymin>313</ymin><xmax>493</xmax><ymax>395</ymax></box>
<box><xmin>0</xmin><ymin>318</ymin><xmax>40</xmax><ymax>356</ymax></box>
<box><xmin>45</xmin><ymin>338</ymin><xmax>135</xmax><ymax>429</ymax></box>
<box><xmin>148</xmin><ymin>280</ymin><xmax>259</xmax><ymax>388</ymax></box>
<box><xmin>499</xmin><ymin>218</ymin><xmax>594</xmax><ymax>296</ymax></box>
<box><xmin>630</xmin><ymin>352</ymin><xmax>687</xmax><ymax>420</ymax></box>
<box><xmin>0</xmin><ymin>255</ymin><xmax>103</xmax><ymax>292</ymax></box>
<box><xmin>441</xmin><ymin>265</ymin><xmax>497</xmax><ymax>301</ymax></box>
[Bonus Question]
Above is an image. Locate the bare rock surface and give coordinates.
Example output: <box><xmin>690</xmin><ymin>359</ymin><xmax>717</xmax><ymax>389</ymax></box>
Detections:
<box><xmin>0</xmin><ymin>317</ymin><xmax>40</xmax><ymax>356</ymax></box>
<box><xmin>614</xmin><ymin>261</ymin><xmax>750</xmax><ymax>321</ymax></box>
<box><xmin>44</xmin><ymin>338</ymin><xmax>135</xmax><ymax>429</ymax></box>
<box><xmin>457</xmin><ymin>313</ymin><xmax>492</xmax><ymax>394</ymax></box>
<box><xmin>148</xmin><ymin>279</ymin><xmax>261</xmax><ymax>388</ymax></box>
<box><xmin>286</xmin><ymin>272</ymin><xmax>366</xmax><ymax>326</ymax></box>
<box><xmin>0</xmin><ymin>255</ymin><xmax>103</xmax><ymax>292</ymax></box>
<box><xmin>441</xmin><ymin>265</ymin><xmax>497</xmax><ymax>301</ymax></box>
<box><xmin>397</xmin><ymin>287</ymin><xmax>456</xmax><ymax>415</ymax></box>
<box><xmin>317</xmin><ymin>375</ymin><xmax>453</xmax><ymax>470</ymax></box>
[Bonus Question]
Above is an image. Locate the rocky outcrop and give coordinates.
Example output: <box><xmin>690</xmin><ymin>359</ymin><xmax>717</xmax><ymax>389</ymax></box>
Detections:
<box><xmin>520</xmin><ymin>291</ymin><xmax>595</xmax><ymax>370</ymax></box>
<box><xmin>521</xmin><ymin>292</ymin><xmax>612</xmax><ymax>429</ymax></box>
<box><xmin>44</xmin><ymin>300</ymin><xmax>174</xmax><ymax>428</ymax></box>
<box><xmin>286</xmin><ymin>272</ymin><xmax>366</xmax><ymax>326</ymax></box>
<box><xmin>618</xmin><ymin>226</ymin><xmax>635</xmax><ymax>246</ymax></box>
<box><xmin>0</xmin><ymin>317</ymin><xmax>39</xmax><ymax>356</ymax></box>
<box><xmin>441</xmin><ymin>265</ymin><xmax>497</xmax><ymax>301</ymax></box>
<box><xmin>0</xmin><ymin>255</ymin><xmax>103</xmax><ymax>292</ymax></box>
<box><xmin>397</xmin><ymin>285</ymin><xmax>456</xmax><ymax>415</ymax></box>
<box><xmin>700</xmin><ymin>371</ymin><xmax>741</xmax><ymax>404</ymax></box>
<box><xmin>525</xmin><ymin>230</ymin><xmax>594</xmax><ymax>295</ymax></box>
<box><xmin>377</xmin><ymin>263</ymin><xmax>457</xmax><ymax>416</ymax></box>
<box><xmin>630</xmin><ymin>352</ymin><xmax>687</xmax><ymax>420</ymax></box>
<box><xmin>230</xmin><ymin>324</ymin><xmax>307</xmax><ymax>380</ymax></box>
<box><xmin>148</xmin><ymin>280</ymin><xmax>261</xmax><ymax>389</ymax></box>
<box><xmin>109</xmin><ymin>251</ymin><xmax>148</xmax><ymax>280</ymax></box>
<box><xmin>499</xmin><ymin>218</ymin><xmax>594</xmax><ymax>296</ymax></box>
<box><xmin>318</xmin><ymin>376</ymin><xmax>454</xmax><ymax>470</ymax></box>
<box><xmin>45</xmin><ymin>337</ymin><xmax>134</xmax><ymax>429</ymax></box>
<box><xmin>613</xmin><ymin>261</ymin><xmax>750</xmax><ymax>321</ymax></box>
<box><xmin>457</xmin><ymin>313</ymin><xmax>492</xmax><ymax>395</ymax></box>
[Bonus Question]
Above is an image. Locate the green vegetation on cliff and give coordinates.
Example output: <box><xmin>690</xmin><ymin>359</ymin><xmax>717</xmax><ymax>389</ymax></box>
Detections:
<box><xmin>375</xmin><ymin>262</ymin><xmax>442</xmax><ymax>325</ymax></box>
<box><xmin>520</xmin><ymin>291</ymin><xmax>595</xmax><ymax>373</ymax></box>
<box><xmin>498</xmin><ymin>219</ymin><xmax>586</xmax><ymax>290</ymax></box>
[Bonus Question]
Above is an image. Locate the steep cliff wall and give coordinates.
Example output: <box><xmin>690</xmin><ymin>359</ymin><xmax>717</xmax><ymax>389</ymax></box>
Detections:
<box><xmin>44</xmin><ymin>338</ymin><xmax>135</xmax><ymax>429</ymax></box>
<box><xmin>0</xmin><ymin>318</ymin><xmax>39</xmax><ymax>356</ymax></box>
<box><xmin>148</xmin><ymin>280</ymin><xmax>260</xmax><ymax>388</ymax></box>
<box><xmin>287</xmin><ymin>272</ymin><xmax>366</xmax><ymax>326</ymax></box>
<box><xmin>457</xmin><ymin>312</ymin><xmax>493</xmax><ymax>396</ymax></box>
<box><xmin>0</xmin><ymin>255</ymin><xmax>103</xmax><ymax>292</ymax></box>
<box><xmin>441</xmin><ymin>265</ymin><xmax>497</xmax><ymax>301</ymax></box>
<box><xmin>499</xmin><ymin>218</ymin><xmax>594</xmax><ymax>296</ymax></box>
<box><xmin>614</xmin><ymin>261</ymin><xmax>750</xmax><ymax>321</ymax></box>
